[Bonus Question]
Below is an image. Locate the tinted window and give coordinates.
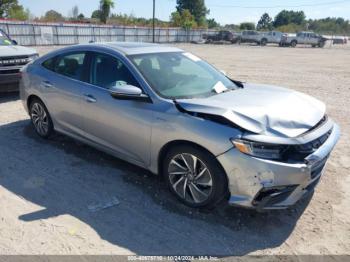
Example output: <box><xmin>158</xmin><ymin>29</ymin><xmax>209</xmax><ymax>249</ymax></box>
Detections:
<box><xmin>54</xmin><ymin>52</ymin><xmax>86</xmax><ymax>81</ymax></box>
<box><xmin>42</xmin><ymin>58</ymin><xmax>55</xmax><ymax>71</ymax></box>
<box><xmin>90</xmin><ymin>53</ymin><xmax>139</xmax><ymax>89</ymax></box>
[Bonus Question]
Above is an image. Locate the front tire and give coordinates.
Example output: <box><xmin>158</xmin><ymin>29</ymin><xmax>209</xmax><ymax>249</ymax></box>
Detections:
<box><xmin>290</xmin><ymin>40</ymin><xmax>297</xmax><ymax>47</ymax></box>
<box><xmin>29</xmin><ymin>98</ymin><xmax>54</xmax><ymax>138</ymax></box>
<box><xmin>163</xmin><ymin>145</ymin><xmax>228</xmax><ymax>208</ymax></box>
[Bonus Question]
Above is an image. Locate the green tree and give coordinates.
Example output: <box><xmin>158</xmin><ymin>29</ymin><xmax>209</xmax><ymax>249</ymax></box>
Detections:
<box><xmin>239</xmin><ymin>22</ymin><xmax>255</xmax><ymax>30</ymax></box>
<box><xmin>8</xmin><ymin>5</ymin><xmax>29</xmax><ymax>20</ymax></box>
<box><xmin>170</xmin><ymin>9</ymin><xmax>197</xmax><ymax>29</ymax></box>
<box><xmin>224</xmin><ymin>24</ymin><xmax>240</xmax><ymax>31</ymax></box>
<box><xmin>99</xmin><ymin>0</ymin><xmax>115</xmax><ymax>24</ymax></box>
<box><xmin>43</xmin><ymin>10</ymin><xmax>64</xmax><ymax>22</ymax></box>
<box><xmin>176</xmin><ymin>0</ymin><xmax>209</xmax><ymax>27</ymax></box>
<box><xmin>307</xmin><ymin>17</ymin><xmax>350</xmax><ymax>34</ymax></box>
<box><xmin>91</xmin><ymin>9</ymin><xmax>101</xmax><ymax>19</ymax></box>
<box><xmin>77</xmin><ymin>13</ymin><xmax>85</xmax><ymax>20</ymax></box>
<box><xmin>257</xmin><ymin>13</ymin><xmax>273</xmax><ymax>31</ymax></box>
<box><xmin>207</xmin><ymin>18</ymin><xmax>220</xmax><ymax>29</ymax></box>
<box><xmin>0</xmin><ymin>0</ymin><xmax>27</xmax><ymax>19</ymax></box>
<box><xmin>273</xmin><ymin>10</ymin><xmax>306</xmax><ymax>27</ymax></box>
<box><xmin>276</xmin><ymin>23</ymin><xmax>304</xmax><ymax>33</ymax></box>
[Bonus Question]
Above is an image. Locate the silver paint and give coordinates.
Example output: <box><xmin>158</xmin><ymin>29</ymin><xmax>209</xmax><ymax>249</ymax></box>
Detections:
<box><xmin>19</xmin><ymin>42</ymin><xmax>340</xmax><ymax>210</ymax></box>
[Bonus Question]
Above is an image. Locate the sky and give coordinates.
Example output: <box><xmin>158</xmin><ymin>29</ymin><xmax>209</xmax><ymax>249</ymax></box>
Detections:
<box><xmin>18</xmin><ymin>0</ymin><xmax>350</xmax><ymax>24</ymax></box>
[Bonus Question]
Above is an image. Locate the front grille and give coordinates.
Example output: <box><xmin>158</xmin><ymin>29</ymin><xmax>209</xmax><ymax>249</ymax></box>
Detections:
<box><xmin>0</xmin><ymin>56</ymin><xmax>30</xmax><ymax>67</ymax></box>
<box><xmin>282</xmin><ymin>130</ymin><xmax>332</xmax><ymax>161</ymax></box>
<box><xmin>0</xmin><ymin>69</ymin><xmax>20</xmax><ymax>74</ymax></box>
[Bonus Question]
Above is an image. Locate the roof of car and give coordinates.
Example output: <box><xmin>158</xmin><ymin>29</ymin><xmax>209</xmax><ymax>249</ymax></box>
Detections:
<box><xmin>89</xmin><ymin>42</ymin><xmax>183</xmax><ymax>55</ymax></box>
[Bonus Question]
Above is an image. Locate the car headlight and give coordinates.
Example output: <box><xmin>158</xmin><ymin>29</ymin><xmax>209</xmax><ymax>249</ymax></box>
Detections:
<box><xmin>28</xmin><ymin>54</ymin><xmax>39</xmax><ymax>61</ymax></box>
<box><xmin>231</xmin><ymin>139</ymin><xmax>286</xmax><ymax>160</ymax></box>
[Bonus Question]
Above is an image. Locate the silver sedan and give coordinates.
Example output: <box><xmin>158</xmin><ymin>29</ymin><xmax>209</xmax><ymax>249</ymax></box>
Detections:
<box><xmin>20</xmin><ymin>42</ymin><xmax>340</xmax><ymax>210</ymax></box>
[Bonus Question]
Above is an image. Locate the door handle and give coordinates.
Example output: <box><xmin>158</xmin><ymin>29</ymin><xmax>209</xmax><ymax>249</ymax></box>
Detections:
<box><xmin>42</xmin><ymin>80</ymin><xmax>53</xmax><ymax>88</ymax></box>
<box><xmin>84</xmin><ymin>94</ymin><xmax>97</xmax><ymax>103</ymax></box>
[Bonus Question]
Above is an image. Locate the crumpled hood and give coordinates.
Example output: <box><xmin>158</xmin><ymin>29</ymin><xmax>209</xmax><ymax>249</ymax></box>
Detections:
<box><xmin>0</xmin><ymin>45</ymin><xmax>37</xmax><ymax>57</ymax></box>
<box><xmin>176</xmin><ymin>83</ymin><xmax>326</xmax><ymax>138</ymax></box>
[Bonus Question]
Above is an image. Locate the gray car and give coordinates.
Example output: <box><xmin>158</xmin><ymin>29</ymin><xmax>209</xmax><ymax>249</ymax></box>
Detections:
<box><xmin>20</xmin><ymin>42</ymin><xmax>340</xmax><ymax>210</ymax></box>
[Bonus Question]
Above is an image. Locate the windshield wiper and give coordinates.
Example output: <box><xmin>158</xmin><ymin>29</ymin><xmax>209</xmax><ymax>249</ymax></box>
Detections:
<box><xmin>231</xmin><ymin>79</ymin><xmax>244</xmax><ymax>88</ymax></box>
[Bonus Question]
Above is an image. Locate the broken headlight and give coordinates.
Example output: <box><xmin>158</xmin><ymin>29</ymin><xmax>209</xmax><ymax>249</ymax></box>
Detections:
<box><xmin>231</xmin><ymin>139</ymin><xmax>287</xmax><ymax>160</ymax></box>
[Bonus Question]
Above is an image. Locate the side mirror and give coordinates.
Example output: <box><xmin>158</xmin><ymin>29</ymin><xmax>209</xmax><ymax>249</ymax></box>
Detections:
<box><xmin>110</xmin><ymin>84</ymin><xmax>152</xmax><ymax>103</ymax></box>
<box><xmin>11</xmin><ymin>40</ymin><xmax>18</xmax><ymax>45</ymax></box>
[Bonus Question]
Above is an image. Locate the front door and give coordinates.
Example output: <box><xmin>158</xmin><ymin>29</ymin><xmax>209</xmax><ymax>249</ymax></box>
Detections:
<box><xmin>80</xmin><ymin>51</ymin><xmax>153</xmax><ymax>166</ymax></box>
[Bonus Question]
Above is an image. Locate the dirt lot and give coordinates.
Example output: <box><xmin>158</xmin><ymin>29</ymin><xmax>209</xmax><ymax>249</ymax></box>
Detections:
<box><xmin>0</xmin><ymin>43</ymin><xmax>349</xmax><ymax>256</ymax></box>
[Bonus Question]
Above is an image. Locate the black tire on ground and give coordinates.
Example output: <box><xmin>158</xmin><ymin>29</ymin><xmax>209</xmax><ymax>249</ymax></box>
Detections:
<box><xmin>291</xmin><ymin>40</ymin><xmax>297</xmax><ymax>47</ymax></box>
<box><xmin>318</xmin><ymin>41</ymin><xmax>325</xmax><ymax>48</ymax></box>
<box><xmin>260</xmin><ymin>38</ymin><xmax>267</xmax><ymax>46</ymax></box>
<box><xmin>163</xmin><ymin>145</ymin><xmax>228</xmax><ymax>208</ymax></box>
<box><xmin>29</xmin><ymin>98</ymin><xmax>54</xmax><ymax>139</ymax></box>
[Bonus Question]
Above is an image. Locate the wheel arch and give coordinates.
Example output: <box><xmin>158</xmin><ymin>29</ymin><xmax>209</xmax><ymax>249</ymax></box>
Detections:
<box><xmin>27</xmin><ymin>94</ymin><xmax>44</xmax><ymax>111</ymax></box>
<box><xmin>157</xmin><ymin>140</ymin><xmax>227</xmax><ymax>180</ymax></box>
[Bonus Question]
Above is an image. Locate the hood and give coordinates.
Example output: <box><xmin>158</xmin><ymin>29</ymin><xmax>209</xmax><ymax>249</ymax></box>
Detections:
<box><xmin>0</xmin><ymin>45</ymin><xmax>37</xmax><ymax>57</ymax></box>
<box><xmin>176</xmin><ymin>83</ymin><xmax>326</xmax><ymax>138</ymax></box>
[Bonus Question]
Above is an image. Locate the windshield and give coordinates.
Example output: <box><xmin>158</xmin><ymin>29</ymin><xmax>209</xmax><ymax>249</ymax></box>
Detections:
<box><xmin>129</xmin><ymin>52</ymin><xmax>238</xmax><ymax>99</ymax></box>
<box><xmin>0</xmin><ymin>31</ymin><xmax>13</xmax><ymax>46</ymax></box>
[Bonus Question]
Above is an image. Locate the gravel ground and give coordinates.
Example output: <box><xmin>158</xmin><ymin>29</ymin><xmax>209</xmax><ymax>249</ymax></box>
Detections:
<box><xmin>0</xmin><ymin>43</ymin><xmax>349</xmax><ymax>256</ymax></box>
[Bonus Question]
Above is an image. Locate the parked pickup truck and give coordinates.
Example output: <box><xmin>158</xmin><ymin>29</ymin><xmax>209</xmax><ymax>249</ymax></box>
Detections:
<box><xmin>238</xmin><ymin>30</ymin><xmax>284</xmax><ymax>46</ymax></box>
<box><xmin>0</xmin><ymin>29</ymin><xmax>38</xmax><ymax>92</ymax></box>
<box><xmin>281</xmin><ymin>31</ymin><xmax>328</xmax><ymax>48</ymax></box>
<box><xmin>204</xmin><ymin>30</ymin><xmax>240</xmax><ymax>44</ymax></box>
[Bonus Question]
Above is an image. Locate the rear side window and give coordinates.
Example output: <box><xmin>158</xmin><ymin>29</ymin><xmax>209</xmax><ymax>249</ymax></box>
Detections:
<box><xmin>54</xmin><ymin>52</ymin><xmax>86</xmax><ymax>81</ymax></box>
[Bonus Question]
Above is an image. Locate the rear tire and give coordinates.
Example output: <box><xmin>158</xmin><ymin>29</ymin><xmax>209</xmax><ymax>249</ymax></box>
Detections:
<box><xmin>29</xmin><ymin>98</ymin><xmax>54</xmax><ymax>139</ymax></box>
<box><xmin>163</xmin><ymin>145</ymin><xmax>228</xmax><ymax>208</ymax></box>
<box><xmin>260</xmin><ymin>38</ymin><xmax>267</xmax><ymax>46</ymax></box>
<box><xmin>291</xmin><ymin>40</ymin><xmax>297</xmax><ymax>47</ymax></box>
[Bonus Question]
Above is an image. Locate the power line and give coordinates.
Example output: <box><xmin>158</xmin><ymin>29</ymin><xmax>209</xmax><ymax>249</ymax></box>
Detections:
<box><xmin>210</xmin><ymin>0</ymin><xmax>350</xmax><ymax>9</ymax></box>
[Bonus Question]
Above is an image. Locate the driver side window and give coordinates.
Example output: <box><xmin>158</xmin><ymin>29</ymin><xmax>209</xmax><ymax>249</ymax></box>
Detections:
<box><xmin>90</xmin><ymin>52</ymin><xmax>140</xmax><ymax>89</ymax></box>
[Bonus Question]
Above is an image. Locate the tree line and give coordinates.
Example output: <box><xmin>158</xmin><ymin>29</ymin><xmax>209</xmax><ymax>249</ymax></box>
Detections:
<box><xmin>0</xmin><ymin>0</ymin><xmax>349</xmax><ymax>35</ymax></box>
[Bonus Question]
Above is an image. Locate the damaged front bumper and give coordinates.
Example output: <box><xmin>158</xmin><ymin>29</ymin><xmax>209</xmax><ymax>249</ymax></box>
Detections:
<box><xmin>217</xmin><ymin>123</ymin><xmax>340</xmax><ymax>210</ymax></box>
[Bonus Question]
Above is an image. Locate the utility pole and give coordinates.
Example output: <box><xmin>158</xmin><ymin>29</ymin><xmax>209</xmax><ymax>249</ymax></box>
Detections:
<box><xmin>152</xmin><ymin>0</ymin><xmax>155</xmax><ymax>43</ymax></box>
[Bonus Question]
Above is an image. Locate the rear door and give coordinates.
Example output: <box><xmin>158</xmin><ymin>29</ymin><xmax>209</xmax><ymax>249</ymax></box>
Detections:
<box><xmin>310</xmin><ymin>33</ymin><xmax>319</xmax><ymax>45</ymax></box>
<box><xmin>80</xmin><ymin>51</ymin><xmax>153</xmax><ymax>166</ymax></box>
<box><xmin>38</xmin><ymin>51</ymin><xmax>88</xmax><ymax>136</ymax></box>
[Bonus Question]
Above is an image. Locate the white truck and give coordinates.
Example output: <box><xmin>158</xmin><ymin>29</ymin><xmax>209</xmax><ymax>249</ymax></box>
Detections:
<box><xmin>280</xmin><ymin>31</ymin><xmax>328</xmax><ymax>48</ymax></box>
<box><xmin>0</xmin><ymin>29</ymin><xmax>38</xmax><ymax>92</ymax></box>
<box><xmin>238</xmin><ymin>30</ymin><xmax>284</xmax><ymax>46</ymax></box>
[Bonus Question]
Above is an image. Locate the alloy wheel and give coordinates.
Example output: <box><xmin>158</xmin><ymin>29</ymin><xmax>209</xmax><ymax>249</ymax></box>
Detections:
<box><xmin>168</xmin><ymin>153</ymin><xmax>213</xmax><ymax>204</ymax></box>
<box><xmin>31</xmin><ymin>102</ymin><xmax>49</xmax><ymax>136</ymax></box>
